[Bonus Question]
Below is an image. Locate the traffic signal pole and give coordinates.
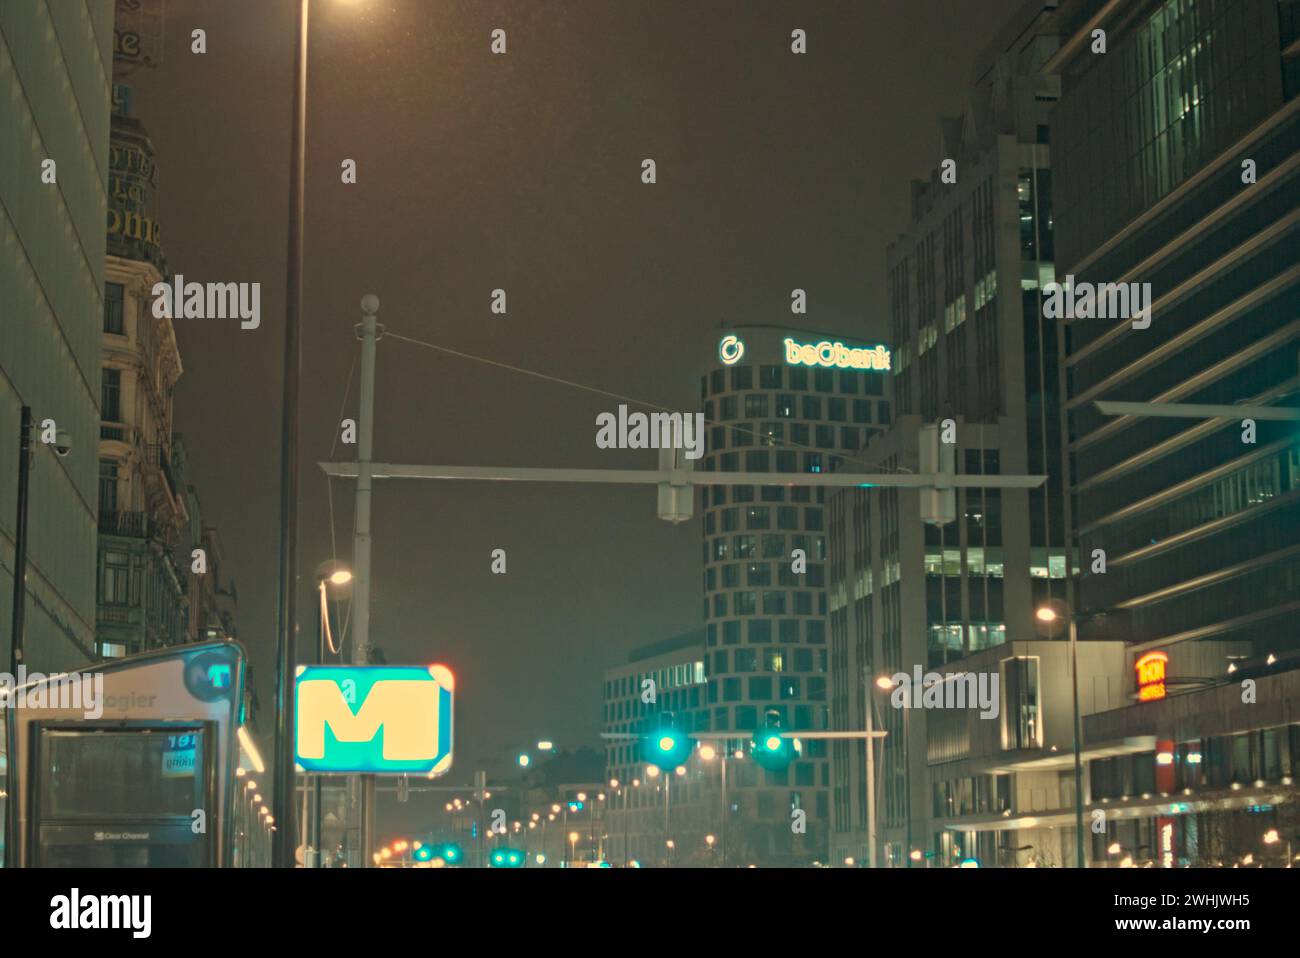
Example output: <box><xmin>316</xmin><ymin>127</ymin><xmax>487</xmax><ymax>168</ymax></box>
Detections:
<box><xmin>352</xmin><ymin>296</ymin><xmax>381</xmax><ymax>867</ymax></box>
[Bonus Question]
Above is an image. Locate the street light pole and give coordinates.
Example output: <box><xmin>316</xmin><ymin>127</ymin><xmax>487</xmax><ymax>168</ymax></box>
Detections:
<box><xmin>272</xmin><ymin>0</ymin><xmax>309</xmax><ymax>869</ymax></box>
<box><xmin>663</xmin><ymin>775</ymin><xmax>671</xmax><ymax>866</ymax></box>
<box><xmin>1069</xmin><ymin>614</ymin><xmax>1085</xmax><ymax>868</ymax></box>
<box><xmin>719</xmin><ymin>753</ymin><xmax>728</xmax><ymax>867</ymax></box>
<box><xmin>904</xmin><ymin>703</ymin><xmax>912</xmax><ymax>867</ymax></box>
<box><xmin>865</xmin><ymin>690</ymin><xmax>876</xmax><ymax>869</ymax></box>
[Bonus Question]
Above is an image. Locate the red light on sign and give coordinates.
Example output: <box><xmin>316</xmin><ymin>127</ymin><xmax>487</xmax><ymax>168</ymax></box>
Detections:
<box><xmin>1136</xmin><ymin>651</ymin><xmax>1168</xmax><ymax>702</ymax></box>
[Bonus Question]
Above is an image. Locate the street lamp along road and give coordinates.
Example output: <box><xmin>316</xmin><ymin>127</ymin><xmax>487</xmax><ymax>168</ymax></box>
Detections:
<box><xmin>1035</xmin><ymin>598</ymin><xmax>1086</xmax><ymax>869</ymax></box>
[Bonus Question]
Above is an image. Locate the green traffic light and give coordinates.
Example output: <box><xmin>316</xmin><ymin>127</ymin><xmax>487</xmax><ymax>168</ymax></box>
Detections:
<box><xmin>643</xmin><ymin>728</ymin><xmax>690</xmax><ymax>769</ymax></box>
<box><xmin>490</xmin><ymin>846</ymin><xmax>525</xmax><ymax>868</ymax></box>
<box><xmin>750</xmin><ymin>724</ymin><xmax>793</xmax><ymax>771</ymax></box>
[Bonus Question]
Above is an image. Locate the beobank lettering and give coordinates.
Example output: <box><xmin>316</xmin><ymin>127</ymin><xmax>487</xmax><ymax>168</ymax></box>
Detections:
<box><xmin>783</xmin><ymin>337</ymin><xmax>891</xmax><ymax>372</ymax></box>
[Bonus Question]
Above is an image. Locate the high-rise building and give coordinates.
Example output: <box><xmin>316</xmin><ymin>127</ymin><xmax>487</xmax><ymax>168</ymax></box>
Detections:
<box><xmin>825</xmin><ymin>0</ymin><xmax>1069</xmax><ymax>866</ymax></box>
<box><xmin>0</xmin><ymin>1</ymin><xmax>115</xmax><ymax>673</ymax></box>
<box><xmin>697</xmin><ymin>324</ymin><xmax>892</xmax><ymax>864</ymax></box>
<box><xmin>1048</xmin><ymin>0</ymin><xmax>1300</xmax><ymax>866</ymax></box>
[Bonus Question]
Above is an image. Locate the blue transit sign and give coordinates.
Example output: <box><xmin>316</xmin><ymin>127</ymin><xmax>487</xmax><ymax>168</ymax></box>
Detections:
<box><xmin>295</xmin><ymin>665</ymin><xmax>454</xmax><ymax>775</ymax></box>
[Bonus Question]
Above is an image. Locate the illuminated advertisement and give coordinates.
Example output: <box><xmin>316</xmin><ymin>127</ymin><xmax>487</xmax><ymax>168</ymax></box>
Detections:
<box><xmin>783</xmin><ymin>337</ymin><xmax>891</xmax><ymax>372</ymax></box>
<box><xmin>719</xmin><ymin>334</ymin><xmax>745</xmax><ymax>365</ymax></box>
<box><xmin>1136</xmin><ymin>651</ymin><xmax>1168</xmax><ymax>702</ymax></box>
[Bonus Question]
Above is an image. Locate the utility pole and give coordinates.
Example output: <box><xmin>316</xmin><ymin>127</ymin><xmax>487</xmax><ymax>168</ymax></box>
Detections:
<box><xmin>353</xmin><ymin>294</ymin><xmax>381</xmax><ymax>867</ymax></box>
<box><xmin>272</xmin><ymin>0</ymin><xmax>309</xmax><ymax>869</ymax></box>
<box><xmin>5</xmin><ymin>406</ymin><xmax>32</xmax><ymax>867</ymax></box>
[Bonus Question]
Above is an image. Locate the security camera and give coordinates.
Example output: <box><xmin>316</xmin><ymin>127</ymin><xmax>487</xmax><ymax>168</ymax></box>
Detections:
<box><xmin>54</xmin><ymin>430</ymin><xmax>72</xmax><ymax>458</ymax></box>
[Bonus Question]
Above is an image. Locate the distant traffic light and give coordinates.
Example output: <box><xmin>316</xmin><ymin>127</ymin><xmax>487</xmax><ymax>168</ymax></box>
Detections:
<box><xmin>750</xmin><ymin>712</ymin><xmax>793</xmax><ymax>771</ymax></box>
<box><xmin>643</xmin><ymin>716</ymin><xmax>691</xmax><ymax>770</ymax></box>
<box><xmin>413</xmin><ymin>844</ymin><xmax>435</xmax><ymax>862</ymax></box>
<box><xmin>490</xmin><ymin>847</ymin><xmax>525</xmax><ymax>868</ymax></box>
<box><xmin>440</xmin><ymin>842</ymin><xmax>463</xmax><ymax>864</ymax></box>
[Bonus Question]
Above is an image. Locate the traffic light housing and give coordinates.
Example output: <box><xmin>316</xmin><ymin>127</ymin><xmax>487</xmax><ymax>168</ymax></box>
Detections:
<box><xmin>750</xmin><ymin>713</ymin><xmax>794</xmax><ymax>771</ymax></box>
<box><xmin>643</xmin><ymin>725</ymin><xmax>691</xmax><ymax>770</ymax></box>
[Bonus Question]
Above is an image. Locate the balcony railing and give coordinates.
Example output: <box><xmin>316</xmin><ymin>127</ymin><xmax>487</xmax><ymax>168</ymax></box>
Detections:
<box><xmin>98</xmin><ymin>510</ymin><xmax>149</xmax><ymax>538</ymax></box>
<box><xmin>145</xmin><ymin>443</ymin><xmax>182</xmax><ymax>500</ymax></box>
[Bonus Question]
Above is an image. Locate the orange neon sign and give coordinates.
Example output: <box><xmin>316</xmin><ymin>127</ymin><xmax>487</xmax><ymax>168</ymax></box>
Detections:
<box><xmin>1136</xmin><ymin>651</ymin><xmax>1168</xmax><ymax>702</ymax></box>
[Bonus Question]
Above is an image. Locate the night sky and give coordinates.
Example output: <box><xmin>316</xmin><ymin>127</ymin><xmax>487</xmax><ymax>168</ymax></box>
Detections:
<box><xmin>125</xmin><ymin>0</ymin><xmax>1025</xmax><ymax>811</ymax></box>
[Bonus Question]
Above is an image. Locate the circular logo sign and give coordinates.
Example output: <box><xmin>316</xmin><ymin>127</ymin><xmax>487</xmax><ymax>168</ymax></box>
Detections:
<box><xmin>183</xmin><ymin>649</ymin><xmax>239</xmax><ymax>703</ymax></box>
<box><xmin>719</xmin><ymin>334</ymin><xmax>745</xmax><ymax>365</ymax></box>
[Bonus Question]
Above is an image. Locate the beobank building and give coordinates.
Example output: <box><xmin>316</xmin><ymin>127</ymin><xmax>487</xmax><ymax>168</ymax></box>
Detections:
<box><xmin>694</xmin><ymin>324</ymin><xmax>893</xmax><ymax>865</ymax></box>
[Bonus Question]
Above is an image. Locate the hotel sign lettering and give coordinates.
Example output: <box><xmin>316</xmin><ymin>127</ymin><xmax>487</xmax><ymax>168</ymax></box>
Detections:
<box><xmin>1136</xmin><ymin>651</ymin><xmax>1168</xmax><ymax>702</ymax></box>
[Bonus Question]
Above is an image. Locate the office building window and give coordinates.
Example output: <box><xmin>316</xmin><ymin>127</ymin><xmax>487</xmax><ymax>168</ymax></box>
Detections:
<box><xmin>101</xmin><ymin>368</ymin><xmax>122</xmax><ymax>422</ymax></box>
<box><xmin>104</xmin><ymin>282</ymin><xmax>125</xmax><ymax>334</ymax></box>
<box><xmin>1001</xmin><ymin>656</ymin><xmax>1041</xmax><ymax>750</ymax></box>
<box><xmin>98</xmin><ymin>459</ymin><xmax>119</xmax><ymax>514</ymax></box>
<box><xmin>99</xmin><ymin>549</ymin><xmax>130</xmax><ymax>605</ymax></box>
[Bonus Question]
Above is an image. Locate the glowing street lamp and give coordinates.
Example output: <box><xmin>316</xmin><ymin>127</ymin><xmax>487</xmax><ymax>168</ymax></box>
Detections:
<box><xmin>1035</xmin><ymin>598</ymin><xmax>1085</xmax><ymax>869</ymax></box>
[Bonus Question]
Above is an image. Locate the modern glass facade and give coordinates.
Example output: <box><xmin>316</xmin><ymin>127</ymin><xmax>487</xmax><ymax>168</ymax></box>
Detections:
<box><xmin>1054</xmin><ymin>0</ymin><xmax>1292</xmax><ymax>269</ymax></box>
<box><xmin>1056</xmin><ymin>0</ymin><xmax>1300</xmax><ymax>663</ymax></box>
<box><xmin>0</xmin><ymin>0</ymin><xmax>114</xmax><ymax>868</ymax></box>
<box><xmin>0</xmin><ymin>1</ymin><xmax>114</xmax><ymax>671</ymax></box>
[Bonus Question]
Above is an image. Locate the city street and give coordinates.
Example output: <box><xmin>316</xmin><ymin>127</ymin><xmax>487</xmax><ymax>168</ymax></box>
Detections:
<box><xmin>0</xmin><ymin>0</ymin><xmax>1297</xmax><ymax>941</ymax></box>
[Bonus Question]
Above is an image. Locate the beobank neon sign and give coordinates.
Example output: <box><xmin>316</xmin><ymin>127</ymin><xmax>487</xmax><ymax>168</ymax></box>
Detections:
<box><xmin>784</xmin><ymin>337</ymin><xmax>891</xmax><ymax>372</ymax></box>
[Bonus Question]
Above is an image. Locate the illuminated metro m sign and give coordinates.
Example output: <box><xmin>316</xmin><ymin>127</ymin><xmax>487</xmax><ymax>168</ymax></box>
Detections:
<box><xmin>295</xmin><ymin>665</ymin><xmax>454</xmax><ymax>775</ymax></box>
<box><xmin>1136</xmin><ymin>651</ymin><xmax>1168</xmax><ymax>702</ymax></box>
<box><xmin>783</xmin><ymin>337</ymin><xmax>891</xmax><ymax>372</ymax></box>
